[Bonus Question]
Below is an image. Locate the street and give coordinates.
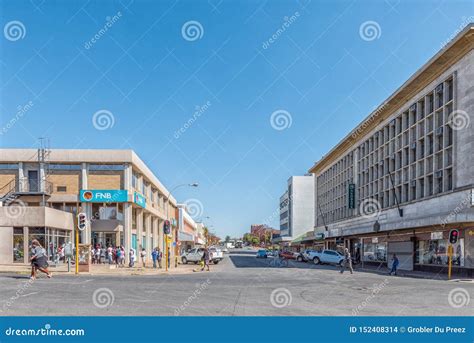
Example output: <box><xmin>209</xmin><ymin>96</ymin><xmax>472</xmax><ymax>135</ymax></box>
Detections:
<box><xmin>0</xmin><ymin>249</ymin><xmax>472</xmax><ymax>316</ymax></box>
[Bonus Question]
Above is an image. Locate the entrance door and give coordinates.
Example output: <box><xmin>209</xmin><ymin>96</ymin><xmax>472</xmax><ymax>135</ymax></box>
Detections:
<box><xmin>28</xmin><ymin>170</ymin><xmax>39</xmax><ymax>192</ymax></box>
<box><xmin>388</xmin><ymin>241</ymin><xmax>414</xmax><ymax>271</ymax></box>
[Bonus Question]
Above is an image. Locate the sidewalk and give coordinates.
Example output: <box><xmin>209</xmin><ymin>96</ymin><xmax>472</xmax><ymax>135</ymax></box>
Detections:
<box><xmin>0</xmin><ymin>262</ymin><xmax>199</xmax><ymax>276</ymax></box>
<box><xmin>356</xmin><ymin>263</ymin><xmax>473</xmax><ymax>282</ymax></box>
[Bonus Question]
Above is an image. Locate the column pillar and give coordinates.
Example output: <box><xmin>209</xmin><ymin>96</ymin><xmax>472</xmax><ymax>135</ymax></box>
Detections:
<box><xmin>137</xmin><ymin>208</ymin><xmax>143</xmax><ymax>249</ymax></box>
<box><xmin>152</xmin><ymin>217</ymin><xmax>158</xmax><ymax>250</ymax></box>
<box><xmin>23</xmin><ymin>226</ymin><xmax>29</xmax><ymax>264</ymax></box>
<box><xmin>18</xmin><ymin>162</ymin><xmax>25</xmax><ymax>192</ymax></box>
<box><xmin>124</xmin><ymin>203</ymin><xmax>132</xmax><ymax>263</ymax></box>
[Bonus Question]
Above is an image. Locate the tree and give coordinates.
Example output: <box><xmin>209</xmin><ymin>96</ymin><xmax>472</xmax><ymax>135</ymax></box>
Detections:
<box><xmin>225</xmin><ymin>235</ymin><xmax>231</xmax><ymax>243</ymax></box>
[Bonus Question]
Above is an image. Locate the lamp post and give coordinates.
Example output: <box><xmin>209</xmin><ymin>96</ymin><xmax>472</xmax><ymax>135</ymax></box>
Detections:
<box><xmin>164</xmin><ymin>183</ymin><xmax>198</xmax><ymax>271</ymax></box>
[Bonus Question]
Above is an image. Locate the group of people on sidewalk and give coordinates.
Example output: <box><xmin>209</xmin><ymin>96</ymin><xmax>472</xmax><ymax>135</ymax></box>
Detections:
<box><xmin>339</xmin><ymin>248</ymin><xmax>400</xmax><ymax>276</ymax></box>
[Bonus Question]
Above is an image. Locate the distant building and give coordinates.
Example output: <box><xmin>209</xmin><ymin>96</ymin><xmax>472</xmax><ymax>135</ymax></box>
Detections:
<box><xmin>250</xmin><ymin>224</ymin><xmax>279</xmax><ymax>243</ymax></box>
<box><xmin>275</xmin><ymin>175</ymin><xmax>315</xmax><ymax>246</ymax></box>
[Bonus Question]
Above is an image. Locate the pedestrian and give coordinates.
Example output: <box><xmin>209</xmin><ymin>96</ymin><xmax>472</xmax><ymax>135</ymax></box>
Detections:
<box><xmin>29</xmin><ymin>239</ymin><xmax>52</xmax><ymax>280</ymax></box>
<box><xmin>95</xmin><ymin>246</ymin><xmax>101</xmax><ymax>264</ymax></box>
<box><xmin>340</xmin><ymin>248</ymin><xmax>353</xmax><ymax>274</ymax></box>
<box><xmin>129</xmin><ymin>248</ymin><xmax>136</xmax><ymax>267</ymax></box>
<box><xmin>151</xmin><ymin>248</ymin><xmax>158</xmax><ymax>268</ymax></box>
<box><xmin>107</xmin><ymin>246</ymin><xmax>113</xmax><ymax>264</ymax></box>
<box><xmin>201</xmin><ymin>248</ymin><xmax>210</xmax><ymax>272</ymax></box>
<box><xmin>157</xmin><ymin>248</ymin><xmax>162</xmax><ymax>269</ymax></box>
<box><xmin>140</xmin><ymin>248</ymin><xmax>147</xmax><ymax>268</ymax></box>
<box><xmin>389</xmin><ymin>254</ymin><xmax>399</xmax><ymax>276</ymax></box>
<box><xmin>120</xmin><ymin>246</ymin><xmax>126</xmax><ymax>266</ymax></box>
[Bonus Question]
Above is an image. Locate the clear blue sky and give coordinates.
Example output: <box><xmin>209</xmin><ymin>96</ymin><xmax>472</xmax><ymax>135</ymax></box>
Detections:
<box><xmin>1</xmin><ymin>0</ymin><xmax>473</xmax><ymax>238</ymax></box>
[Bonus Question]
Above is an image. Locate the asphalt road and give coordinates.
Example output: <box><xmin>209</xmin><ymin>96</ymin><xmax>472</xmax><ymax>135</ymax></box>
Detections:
<box><xmin>0</xmin><ymin>249</ymin><xmax>472</xmax><ymax>316</ymax></box>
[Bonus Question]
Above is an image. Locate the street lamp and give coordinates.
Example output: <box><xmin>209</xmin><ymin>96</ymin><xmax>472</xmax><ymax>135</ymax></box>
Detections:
<box><xmin>164</xmin><ymin>182</ymin><xmax>198</xmax><ymax>271</ymax></box>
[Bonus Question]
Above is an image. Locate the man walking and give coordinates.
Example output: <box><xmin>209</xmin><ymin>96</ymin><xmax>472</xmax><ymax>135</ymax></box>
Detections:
<box><xmin>389</xmin><ymin>254</ymin><xmax>399</xmax><ymax>276</ymax></box>
<box><xmin>201</xmin><ymin>248</ymin><xmax>210</xmax><ymax>272</ymax></box>
<box><xmin>340</xmin><ymin>248</ymin><xmax>353</xmax><ymax>274</ymax></box>
<box><xmin>157</xmin><ymin>248</ymin><xmax>162</xmax><ymax>269</ymax></box>
<box><xmin>151</xmin><ymin>248</ymin><xmax>158</xmax><ymax>269</ymax></box>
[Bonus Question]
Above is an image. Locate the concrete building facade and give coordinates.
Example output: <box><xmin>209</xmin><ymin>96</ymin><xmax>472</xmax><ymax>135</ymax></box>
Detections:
<box><xmin>277</xmin><ymin>175</ymin><xmax>315</xmax><ymax>245</ymax></box>
<box><xmin>0</xmin><ymin>149</ymin><xmax>180</xmax><ymax>266</ymax></box>
<box><xmin>309</xmin><ymin>24</ymin><xmax>474</xmax><ymax>276</ymax></box>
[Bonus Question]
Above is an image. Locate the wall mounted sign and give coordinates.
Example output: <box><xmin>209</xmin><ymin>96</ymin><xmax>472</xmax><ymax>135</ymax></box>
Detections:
<box><xmin>134</xmin><ymin>191</ymin><xmax>146</xmax><ymax>208</ymax></box>
<box><xmin>80</xmin><ymin>190</ymin><xmax>128</xmax><ymax>203</ymax></box>
<box><xmin>348</xmin><ymin>183</ymin><xmax>356</xmax><ymax>209</ymax></box>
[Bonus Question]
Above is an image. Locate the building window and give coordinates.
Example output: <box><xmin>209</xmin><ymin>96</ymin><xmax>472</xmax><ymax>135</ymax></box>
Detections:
<box><xmin>132</xmin><ymin>173</ymin><xmax>139</xmax><ymax>189</ymax></box>
<box><xmin>56</xmin><ymin>186</ymin><xmax>67</xmax><ymax>192</ymax></box>
<box><xmin>89</xmin><ymin>164</ymin><xmax>125</xmax><ymax>171</ymax></box>
<box><xmin>0</xmin><ymin>163</ymin><xmax>19</xmax><ymax>169</ymax></box>
<box><xmin>49</xmin><ymin>164</ymin><xmax>81</xmax><ymax>170</ymax></box>
<box><xmin>13</xmin><ymin>227</ymin><xmax>24</xmax><ymax>263</ymax></box>
<box><xmin>415</xmin><ymin>238</ymin><xmax>464</xmax><ymax>266</ymax></box>
<box><xmin>363</xmin><ymin>241</ymin><xmax>387</xmax><ymax>262</ymax></box>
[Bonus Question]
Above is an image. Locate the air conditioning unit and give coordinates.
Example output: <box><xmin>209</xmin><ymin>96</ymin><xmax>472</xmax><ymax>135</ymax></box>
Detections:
<box><xmin>411</xmin><ymin>142</ymin><xmax>417</xmax><ymax>149</ymax></box>
<box><xmin>390</xmin><ymin>119</ymin><xmax>396</xmax><ymax>126</ymax></box>
<box><xmin>436</xmin><ymin>83</ymin><xmax>443</xmax><ymax>93</ymax></box>
<box><xmin>379</xmin><ymin>161</ymin><xmax>384</xmax><ymax>166</ymax></box>
<box><xmin>436</xmin><ymin>127</ymin><xmax>443</xmax><ymax>136</ymax></box>
<box><xmin>410</xmin><ymin>180</ymin><xmax>416</xmax><ymax>187</ymax></box>
<box><xmin>390</xmin><ymin>154</ymin><xmax>395</xmax><ymax>160</ymax></box>
<box><xmin>435</xmin><ymin>170</ymin><xmax>443</xmax><ymax>178</ymax></box>
<box><xmin>410</xmin><ymin>104</ymin><xmax>416</xmax><ymax>112</ymax></box>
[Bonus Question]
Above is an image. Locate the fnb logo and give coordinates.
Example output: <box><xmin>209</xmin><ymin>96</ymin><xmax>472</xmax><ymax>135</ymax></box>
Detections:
<box><xmin>96</xmin><ymin>192</ymin><xmax>112</xmax><ymax>200</ymax></box>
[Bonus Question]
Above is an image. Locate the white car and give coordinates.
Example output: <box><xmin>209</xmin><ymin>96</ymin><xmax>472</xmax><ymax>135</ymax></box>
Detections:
<box><xmin>181</xmin><ymin>247</ymin><xmax>223</xmax><ymax>264</ymax></box>
<box><xmin>307</xmin><ymin>249</ymin><xmax>344</xmax><ymax>266</ymax></box>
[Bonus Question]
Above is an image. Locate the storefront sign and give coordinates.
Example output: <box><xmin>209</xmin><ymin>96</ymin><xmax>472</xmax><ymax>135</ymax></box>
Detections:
<box><xmin>80</xmin><ymin>190</ymin><xmax>128</xmax><ymax>203</ymax></box>
<box><xmin>372</xmin><ymin>237</ymin><xmax>378</xmax><ymax>243</ymax></box>
<box><xmin>134</xmin><ymin>191</ymin><xmax>146</xmax><ymax>208</ymax></box>
<box><xmin>431</xmin><ymin>231</ymin><xmax>443</xmax><ymax>240</ymax></box>
<box><xmin>348</xmin><ymin>183</ymin><xmax>356</xmax><ymax>209</ymax></box>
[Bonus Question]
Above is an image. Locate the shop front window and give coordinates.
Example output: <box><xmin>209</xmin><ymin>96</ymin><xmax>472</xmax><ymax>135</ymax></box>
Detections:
<box><xmin>363</xmin><ymin>242</ymin><xmax>387</xmax><ymax>262</ymax></box>
<box><xmin>13</xmin><ymin>227</ymin><xmax>24</xmax><ymax>263</ymax></box>
<box><xmin>28</xmin><ymin>228</ymin><xmax>46</xmax><ymax>259</ymax></box>
<box><xmin>415</xmin><ymin>239</ymin><xmax>464</xmax><ymax>266</ymax></box>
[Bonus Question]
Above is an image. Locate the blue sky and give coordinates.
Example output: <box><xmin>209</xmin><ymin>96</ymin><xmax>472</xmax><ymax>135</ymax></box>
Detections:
<box><xmin>1</xmin><ymin>0</ymin><xmax>473</xmax><ymax>238</ymax></box>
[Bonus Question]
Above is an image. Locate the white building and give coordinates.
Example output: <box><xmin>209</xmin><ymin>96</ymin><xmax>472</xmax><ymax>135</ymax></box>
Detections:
<box><xmin>277</xmin><ymin>175</ymin><xmax>315</xmax><ymax>245</ymax></box>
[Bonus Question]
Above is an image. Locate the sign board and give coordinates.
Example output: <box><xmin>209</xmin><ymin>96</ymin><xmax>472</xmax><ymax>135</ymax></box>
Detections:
<box><xmin>134</xmin><ymin>191</ymin><xmax>146</xmax><ymax>208</ymax></box>
<box><xmin>64</xmin><ymin>242</ymin><xmax>73</xmax><ymax>257</ymax></box>
<box><xmin>372</xmin><ymin>237</ymin><xmax>379</xmax><ymax>243</ymax></box>
<box><xmin>348</xmin><ymin>183</ymin><xmax>356</xmax><ymax>209</ymax></box>
<box><xmin>431</xmin><ymin>231</ymin><xmax>443</xmax><ymax>240</ymax></box>
<box><xmin>80</xmin><ymin>190</ymin><xmax>128</xmax><ymax>203</ymax></box>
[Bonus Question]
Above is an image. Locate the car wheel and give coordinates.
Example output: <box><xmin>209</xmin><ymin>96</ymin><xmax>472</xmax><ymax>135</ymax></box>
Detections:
<box><xmin>194</xmin><ymin>261</ymin><xmax>199</xmax><ymax>264</ymax></box>
<box><xmin>181</xmin><ymin>257</ymin><xmax>187</xmax><ymax>264</ymax></box>
<box><xmin>297</xmin><ymin>256</ymin><xmax>303</xmax><ymax>262</ymax></box>
<box><xmin>213</xmin><ymin>260</ymin><xmax>219</xmax><ymax>264</ymax></box>
<box><xmin>313</xmin><ymin>257</ymin><xmax>320</xmax><ymax>265</ymax></box>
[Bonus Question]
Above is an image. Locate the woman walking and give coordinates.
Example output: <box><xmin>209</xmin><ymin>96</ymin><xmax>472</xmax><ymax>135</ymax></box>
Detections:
<box><xmin>30</xmin><ymin>239</ymin><xmax>52</xmax><ymax>280</ymax></box>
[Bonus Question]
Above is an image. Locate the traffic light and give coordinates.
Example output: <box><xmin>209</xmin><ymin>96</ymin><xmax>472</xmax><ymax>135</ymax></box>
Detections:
<box><xmin>77</xmin><ymin>212</ymin><xmax>87</xmax><ymax>231</ymax></box>
<box><xmin>449</xmin><ymin>229</ymin><xmax>459</xmax><ymax>244</ymax></box>
<box><xmin>164</xmin><ymin>220</ymin><xmax>171</xmax><ymax>235</ymax></box>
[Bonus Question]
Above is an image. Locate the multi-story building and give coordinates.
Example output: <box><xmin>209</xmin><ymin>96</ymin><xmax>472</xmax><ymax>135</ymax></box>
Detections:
<box><xmin>0</xmin><ymin>149</ymin><xmax>180</xmax><ymax>266</ymax></box>
<box><xmin>276</xmin><ymin>175</ymin><xmax>315</xmax><ymax>246</ymax></box>
<box><xmin>309</xmin><ymin>24</ymin><xmax>474</xmax><ymax>276</ymax></box>
<box><xmin>177</xmin><ymin>204</ymin><xmax>198</xmax><ymax>254</ymax></box>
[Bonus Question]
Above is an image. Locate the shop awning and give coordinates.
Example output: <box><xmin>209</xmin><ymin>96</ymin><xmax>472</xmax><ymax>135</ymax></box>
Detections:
<box><xmin>290</xmin><ymin>233</ymin><xmax>307</xmax><ymax>245</ymax></box>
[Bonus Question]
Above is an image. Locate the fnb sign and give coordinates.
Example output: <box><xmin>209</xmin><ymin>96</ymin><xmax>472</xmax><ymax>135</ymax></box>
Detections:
<box><xmin>80</xmin><ymin>190</ymin><xmax>128</xmax><ymax>203</ymax></box>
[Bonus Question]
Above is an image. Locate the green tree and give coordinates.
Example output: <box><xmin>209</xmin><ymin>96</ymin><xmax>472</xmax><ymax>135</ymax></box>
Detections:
<box><xmin>225</xmin><ymin>235</ymin><xmax>231</xmax><ymax>243</ymax></box>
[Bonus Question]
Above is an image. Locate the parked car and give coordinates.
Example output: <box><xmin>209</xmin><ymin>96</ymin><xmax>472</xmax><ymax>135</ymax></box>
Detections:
<box><xmin>279</xmin><ymin>250</ymin><xmax>297</xmax><ymax>260</ymax></box>
<box><xmin>296</xmin><ymin>249</ymin><xmax>316</xmax><ymax>262</ymax></box>
<box><xmin>306</xmin><ymin>249</ymin><xmax>344</xmax><ymax>265</ymax></box>
<box><xmin>181</xmin><ymin>247</ymin><xmax>223</xmax><ymax>264</ymax></box>
<box><xmin>256</xmin><ymin>249</ymin><xmax>267</xmax><ymax>258</ymax></box>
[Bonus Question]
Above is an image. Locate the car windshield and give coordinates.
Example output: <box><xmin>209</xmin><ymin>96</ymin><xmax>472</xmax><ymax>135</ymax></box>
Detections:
<box><xmin>258</xmin><ymin>250</ymin><xmax>265</xmax><ymax>253</ymax></box>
